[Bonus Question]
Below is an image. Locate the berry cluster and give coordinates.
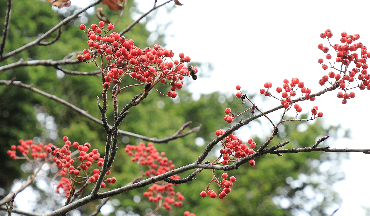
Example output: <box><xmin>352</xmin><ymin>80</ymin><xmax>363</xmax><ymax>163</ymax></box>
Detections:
<box><xmin>259</xmin><ymin>79</ymin><xmax>323</xmax><ymax>117</ymax></box>
<box><xmin>125</xmin><ymin>142</ymin><xmax>184</xmax><ymax>211</ymax></box>
<box><xmin>7</xmin><ymin>139</ymin><xmax>48</xmax><ymax>159</ymax></box>
<box><xmin>199</xmin><ymin>131</ymin><xmax>255</xmax><ymax>199</ymax></box>
<box><xmin>200</xmin><ymin>173</ymin><xmax>236</xmax><ymax>199</ymax></box>
<box><xmin>318</xmin><ymin>29</ymin><xmax>370</xmax><ymax>104</ymax></box>
<box><xmin>56</xmin><ymin>177</ymin><xmax>71</xmax><ymax>198</ymax></box>
<box><xmin>216</xmin><ymin>132</ymin><xmax>257</xmax><ymax>166</ymax></box>
<box><xmin>184</xmin><ymin>211</ymin><xmax>196</xmax><ymax>216</ymax></box>
<box><xmin>8</xmin><ymin>136</ymin><xmax>116</xmax><ymax>198</ymax></box>
<box><xmin>77</xmin><ymin>22</ymin><xmax>197</xmax><ymax>98</ymax></box>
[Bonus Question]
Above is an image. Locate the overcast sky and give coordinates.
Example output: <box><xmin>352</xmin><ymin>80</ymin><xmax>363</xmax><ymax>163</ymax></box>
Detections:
<box><xmin>135</xmin><ymin>1</ymin><xmax>370</xmax><ymax>215</ymax></box>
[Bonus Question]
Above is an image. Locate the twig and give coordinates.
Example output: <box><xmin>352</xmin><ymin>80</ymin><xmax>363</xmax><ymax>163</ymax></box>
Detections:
<box><xmin>0</xmin><ymin>0</ymin><xmax>12</xmax><ymax>58</ymax></box>
<box><xmin>0</xmin><ymin>0</ymin><xmax>104</xmax><ymax>61</ymax></box>
<box><xmin>0</xmin><ymin>58</ymin><xmax>80</xmax><ymax>72</ymax></box>
<box><xmin>0</xmin><ymin>206</ymin><xmax>42</xmax><ymax>216</ymax></box>
<box><xmin>90</xmin><ymin>197</ymin><xmax>110</xmax><ymax>216</ymax></box>
<box><xmin>54</xmin><ymin>66</ymin><xmax>101</xmax><ymax>76</ymax></box>
<box><xmin>119</xmin><ymin>0</ymin><xmax>173</xmax><ymax>35</ymax></box>
<box><xmin>39</xmin><ymin>25</ymin><xmax>62</xmax><ymax>46</ymax></box>
<box><xmin>312</xmin><ymin>135</ymin><xmax>329</xmax><ymax>148</ymax></box>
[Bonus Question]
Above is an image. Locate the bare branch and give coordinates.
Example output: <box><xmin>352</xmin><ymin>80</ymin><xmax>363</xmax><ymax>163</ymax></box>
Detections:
<box><xmin>54</xmin><ymin>66</ymin><xmax>101</xmax><ymax>76</ymax></box>
<box><xmin>0</xmin><ymin>0</ymin><xmax>12</xmax><ymax>57</ymax></box>
<box><xmin>0</xmin><ymin>58</ymin><xmax>79</xmax><ymax>72</ymax></box>
<box><xmin>90</xmin><ymin>197</ymin><xmax>110</xmax><ymax>216</ymax></box>
<box><xmin>0</xmin><ymin>206</ymin><xmax>42</xmax><ymax>216</ymax></box>
<box><xmin>39</xmin><ymin>25</ymin><xmax>62</xmax><ymax>46</ymax></box>
<box><xmin>0</xmin><ymin>0</ymin><xmax>104</xmax><ymax>61</ymax></box>
<box><xmin>119</xmin><ymin>0</ymin><xmax>173</xmax><ymax>36</ymax></box>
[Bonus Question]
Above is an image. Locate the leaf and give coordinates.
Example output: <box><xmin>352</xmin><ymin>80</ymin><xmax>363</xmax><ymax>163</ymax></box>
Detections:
<box><xmin>174</xmin><ymin>0</ymin><xmax>183</xmax><ymax>6</ymax></box>
<box><xmin>48</xmin><ymin>0</ymin><xmax>71</xmax><ymax>8</ymax></box>
<box><xmin>96</xmin><ymin>8</ymin><xmax>111</xmax><ymax>24</ymax></box>
<box><xmin>102</xmin><ymin>0</ymin><xmax>125</xmax><ymax>11</ymax></box>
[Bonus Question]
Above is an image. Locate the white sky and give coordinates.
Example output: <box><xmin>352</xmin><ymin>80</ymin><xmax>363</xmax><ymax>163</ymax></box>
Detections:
<box><xmin>137</xmin><ymin>0</ymin><xmax>370</xmax><ymax>215</ymax></box>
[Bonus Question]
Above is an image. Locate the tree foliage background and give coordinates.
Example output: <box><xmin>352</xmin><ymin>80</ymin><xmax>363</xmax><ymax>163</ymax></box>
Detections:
<box><xmin>0</xmin><ymin>1</ymin><xmax>349</xmax><ymax>215</ymax></box>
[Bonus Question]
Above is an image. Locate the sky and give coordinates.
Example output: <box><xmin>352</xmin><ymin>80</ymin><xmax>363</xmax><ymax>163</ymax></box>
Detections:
<box><xmin>135</xmin><ymin>0</ymin><xmax>370</xmax><ymax>215</ymax></box>
<box><xmin>10</xmin><ymin>0</ymin><xmax>370</xmax><ymax>215</ymax></box>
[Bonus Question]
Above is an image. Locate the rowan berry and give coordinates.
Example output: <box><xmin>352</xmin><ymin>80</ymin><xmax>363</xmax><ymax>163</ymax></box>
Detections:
<box><xmin>318</xmin><ymin>112</ymin><xmax>323</xmax><ymax>117</ymax></box>
<box><xmin>236</xmin><ymin>92</ymin><xmax>242</xmax><ymax>98</ymax></box>
<box><xmin>236</xmin><ymin>85</ymin><xmax>241</xmax><ymax>90</ymax></box>
<box><xmin>107</xmin><ymin>23</ymin><xmax>114</xmax><ymax>30</ymax></box>
<box><xmin>98</xmin><ymin>21</ymin><xmax>104</xmax><ymax>28</ymax></box>
<box><xmin>230</xmin><ymin>176</ymin><xmax>236</xmax><ymax>182</ymax></box>
<box><xmin>249</xmin><ymin>160</ymin><xmax>255</xmax><ymax>166</ymax></box>
<box><xmin>200</xmin><ymin>191</ymin><xmax>207</xmax><ymax>198</ymax></box>
<box><xmin>101</xmin><ymin>182</ymin><xmax>106</xmax><ymax>188</ymax></box>
<box><xmin>221</xmin><ymin>173</ymin><xmax>228</xmax><ymax>179</ymax></box>
<box><xmin>209</xmin><ymin>192</ymin><xmax>217</xmax><ymax>198</ymax></box>
<box><xmin>79</xmin><ymin>24</ymin><xmax>86</xmax><ymax>31</ymax></box>
<box><xmin>224</xmin><ymin>108</ymin><xmax>231</xmax><ymax>114</ymax></box>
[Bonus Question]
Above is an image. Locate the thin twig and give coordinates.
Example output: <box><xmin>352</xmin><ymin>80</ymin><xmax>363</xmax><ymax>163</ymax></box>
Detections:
<box><xmin>54</xmin><ymin>66</ymin><xmax>101</xmax><ymax>76</ymax></box>
<box><xmin>119</xmin><ymin>0</ymin><xmax>173</xmax><ymax>35</ymax></box>
<box><xmin>0</xmin><ymin>0</ymin><xmax>12</xmax><ymax>58</ymax></box>
<box><xmin>39</xmin><ymin>25</ymin><xmax>62</xmax><ymax>46</ymax></box>
<box><xmin>0</xmin><ymin>206</ymin><xmax>42</xmax><ymax>216</ymax></box>
<box><xmin>0</xmin><ymin>0</ymin><xmax>104</xmax><ymax>61</ymax></box>
<box><xmin>0</xmin><ymin>58</ymin><xmax>80</xmax><ymax>72</ymax></box>
<box><xmin>90</xmin><ymin>197</ymin><xmax>110</xmax><ymax>216</ymax></box>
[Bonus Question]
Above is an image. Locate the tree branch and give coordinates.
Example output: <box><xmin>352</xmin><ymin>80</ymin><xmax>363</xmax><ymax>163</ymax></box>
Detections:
<box><xmin>0</xmin><ymin>0</ymin><xmax>12</xmax><ymax>58</ymax></box>
<box><xmin>0</xmin><ymin>206</ymin><xmax>42</xmax><ymax>216</ymax></box>
<box><xmin>0</xmin><ymin>58</ymin><xmax>80</xmax><ymax>72</ymax></box>
<box><xmin>0</xmin><ymin>0</ymin><xmax>104</xmax><ymax>61</ymax></box>
<box><xmin>119</xmin><ymin>0</ymin><xmax>173</xmax><ymax>36</ymax></box>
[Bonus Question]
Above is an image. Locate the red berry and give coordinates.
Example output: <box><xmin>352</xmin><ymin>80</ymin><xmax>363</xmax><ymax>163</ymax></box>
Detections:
<box><xmin>224</xmin><ymin>108</ymin><xmax>231</xmax><ymax>114</ymax></box>
<box><xmin>200</xmin><ymin>191</ymin><xmax>207</xmax><ymax>198</ymax></box>
<box><xmin>236</xmin><ymin>92</ymin><xmax>242</xmax><ymax>98</ymax></box>
<box><xmin>99</xmin><ymin>21</ymin><xmax>104</xmax><ymax>28</ymax></box>
<box><xmin>107</xmin><ymin>23</ymin><xmax>114</xmax><ymax>30</ymax></box>
<box><xmin>209</xmin><ymin>192</ymin><xmax>217</xmax><ymax>198</ymax></box>
<box><xmin>101</xmin><ymin>182</ymin><xmax>106</xmax><ymax>188</ymax></box>
<box><xmin>221</xmin><ymin>173</ymin><xmax>228</xmax><ymax>179</ymax></box>
<box><xmin>236</xmin><ymin>85</ymin><xmax>241</xmax><ymax>90</ymax></box>
<box><xmin>79</xmin><ymin>24</ymin><xmax>86</xmax><ymax>31</ymax></box>
<box><xmin>249</xmin><ymin>159</ymin><xmax>255</xmax><ymax>166</ymax></box>
<box><xmin>230</xmin><ymin>176</ymin><xmax>236</xmax><ymax>182</ymax></box>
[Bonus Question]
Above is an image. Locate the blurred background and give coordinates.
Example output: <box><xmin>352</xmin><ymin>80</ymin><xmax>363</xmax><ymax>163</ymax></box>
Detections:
<box><xmin>0</xmin><ymin>0</ymin><xmax>369</xmax><ymax>215</ymax></box>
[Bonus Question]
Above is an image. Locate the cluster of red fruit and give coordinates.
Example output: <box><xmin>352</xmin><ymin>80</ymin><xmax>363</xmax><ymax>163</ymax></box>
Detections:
<box><xmin>200</xmin><ymin>173</ymin><xmax>236</xmax><ymax>199</ymax></box>
<box><xmin>7</xmin><ymin>139</ymin><xmax>48</xmax><ymax>159</ymax></box>
<box><xmin>125</xmin><ymin>142</ymin><xmax>184</xmax><ymax>211</ymax></box>
<box><xmin>318</xmin><ymin>29</ymin><xmax>370</xmax><ymax>104</ymax></box>
<box><xmin>7</xmin><ymin>136</ymin><xmax>116</xmax><ymax>197</ymax></box>
<box><xmin>259</xmin><ymin>79</ymin><xmax>323</xmax><ymax>117</ymax></box>
<box><xmin>56</xmin><ymin>177</ymin><xmax>71</xmax><ymax>198</ymax></box>
<box><xmin>77</xmin><ymin>21</ymin><xmax>197</xmax><ymax>98</ymax></box>
<box><xmin>215</xmin><ymin>131</ymin><xmax>257</xmax><ymax>166</ymax></box>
